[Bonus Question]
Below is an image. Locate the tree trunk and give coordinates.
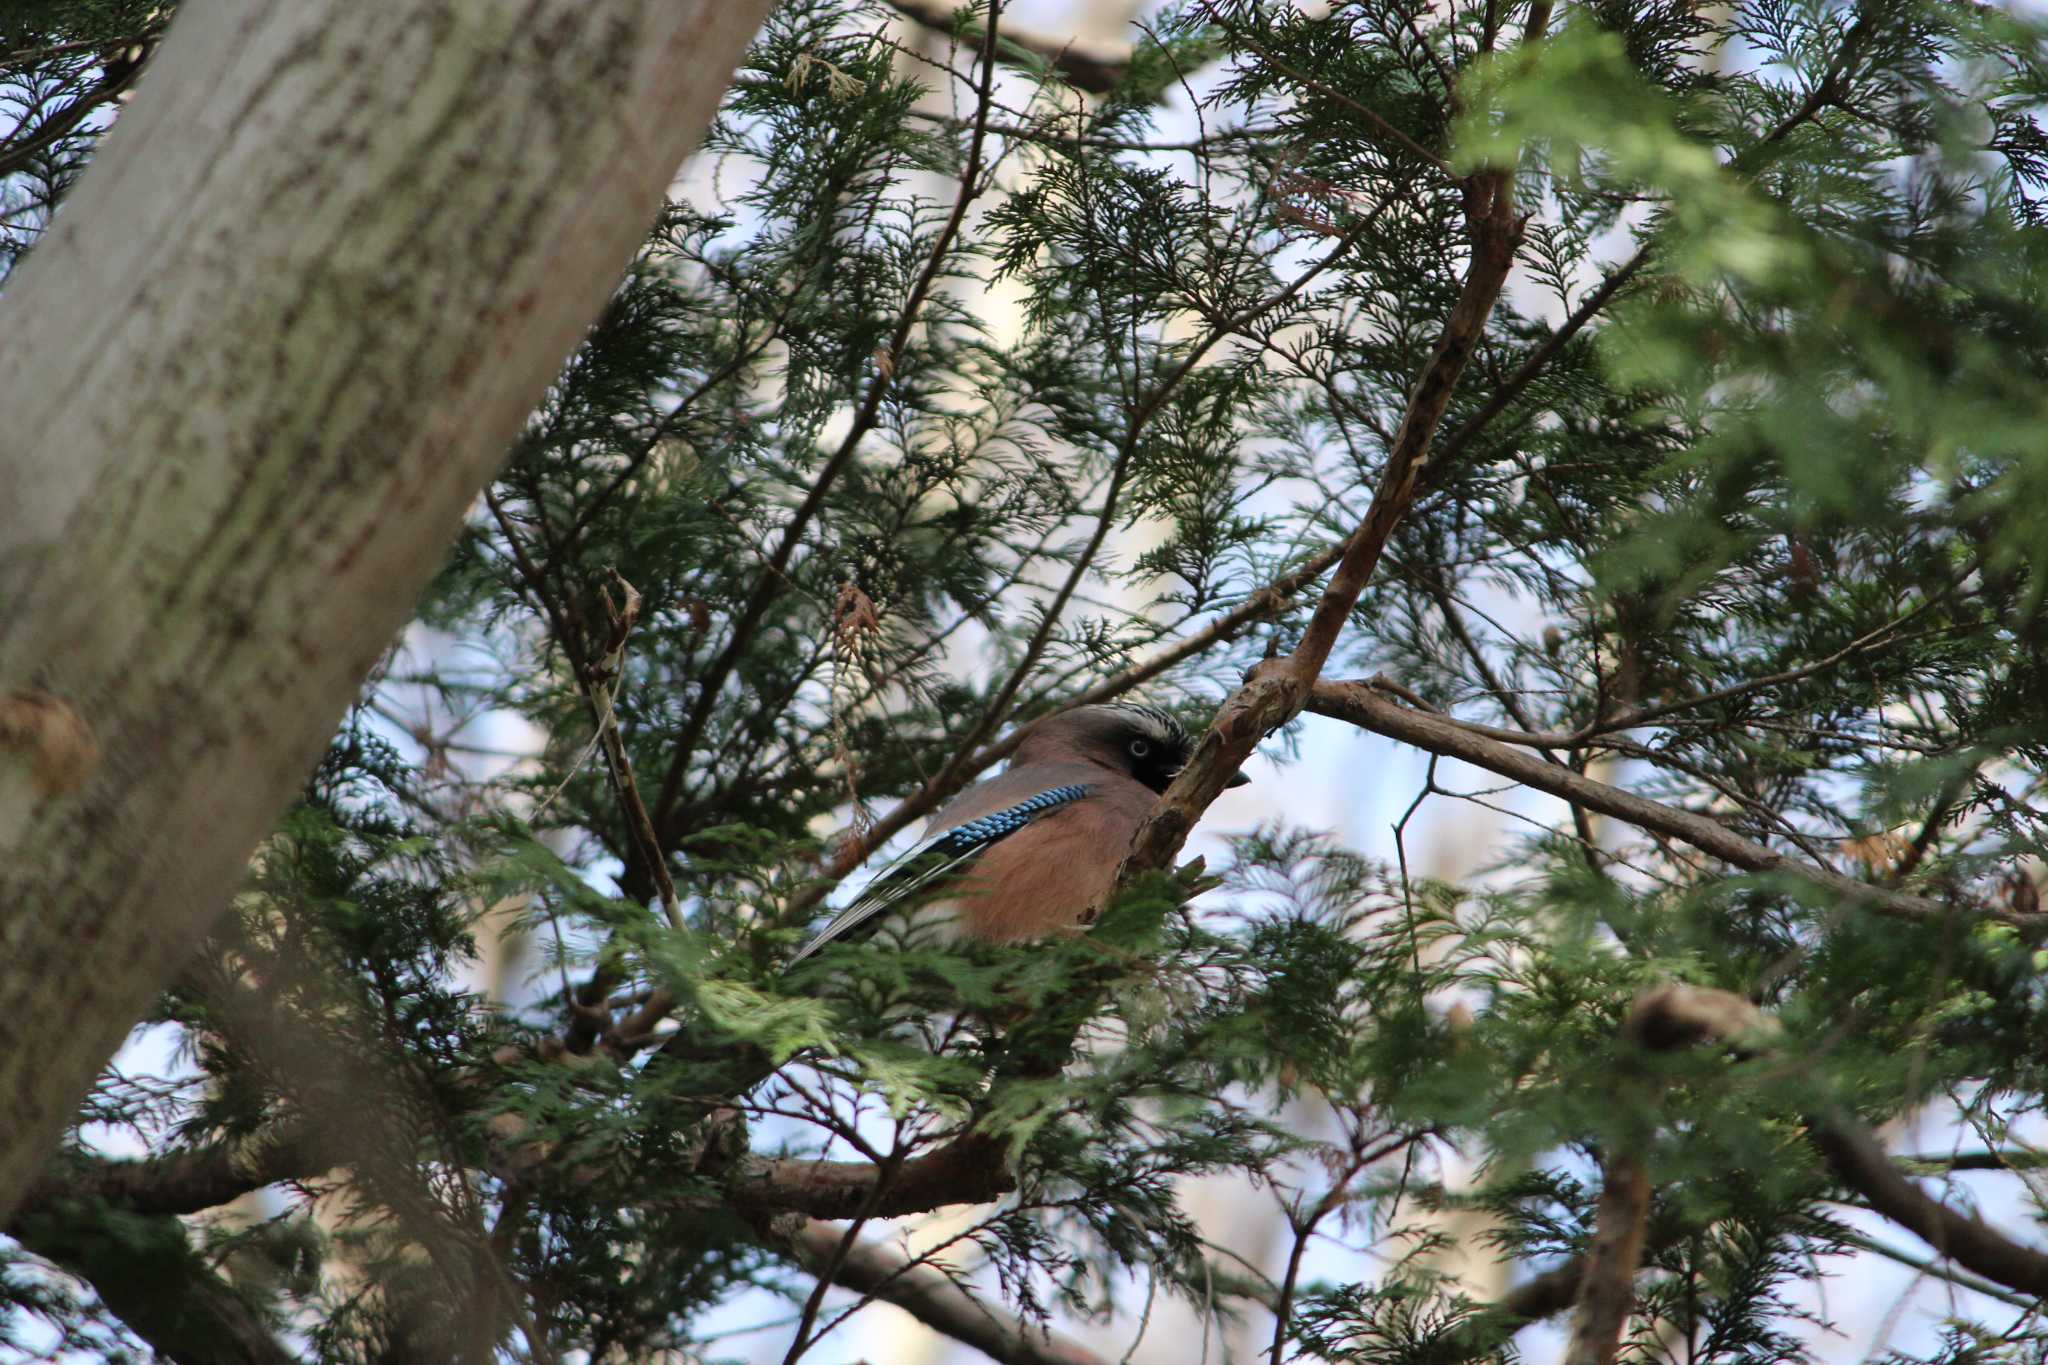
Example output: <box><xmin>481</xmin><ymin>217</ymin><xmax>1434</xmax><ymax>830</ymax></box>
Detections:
<box><xmin>0</xmin><ymin>0</ymin><xmax>775</xmax><ymax>1217</ymax></box>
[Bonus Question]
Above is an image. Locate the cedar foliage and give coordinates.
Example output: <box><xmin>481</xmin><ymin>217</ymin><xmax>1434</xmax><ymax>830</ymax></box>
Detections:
<box><xmin>7</xmin><ymin>0</ymin><xmax>2048</xmax><ymax>1360</ymax></box>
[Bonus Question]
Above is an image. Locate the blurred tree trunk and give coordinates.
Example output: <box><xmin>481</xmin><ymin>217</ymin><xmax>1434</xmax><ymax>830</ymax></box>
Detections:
<box><xmin>0</xmin><ymin>0</ymin><xmax>774</xmax><ymax>1219</ymax></box>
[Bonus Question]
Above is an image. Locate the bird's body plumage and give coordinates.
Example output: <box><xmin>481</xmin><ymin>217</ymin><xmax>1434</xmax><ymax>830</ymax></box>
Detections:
<box><xmin>787</xmin><ymin>703</ymin><xmax>1245</xmax><ymax>966</ymax></box>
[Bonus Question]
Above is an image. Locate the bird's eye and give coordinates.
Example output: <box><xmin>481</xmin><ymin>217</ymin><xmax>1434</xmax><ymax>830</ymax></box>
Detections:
<box><xmin>1129</xmin><ymin>738</ymin><xmax>1152</xmax><ymax>758</ymax></box>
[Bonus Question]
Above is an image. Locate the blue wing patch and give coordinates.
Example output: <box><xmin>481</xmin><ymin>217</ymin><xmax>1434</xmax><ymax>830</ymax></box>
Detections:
<box><xmin>785</xmin><ymin>783</ymin><xmax>1091</xmax><ymax>966</ymax></box>
<box><xmin>930</xmin><ymin>783</ymin><xmax>1090</xmax><ymax>851</ymax></box>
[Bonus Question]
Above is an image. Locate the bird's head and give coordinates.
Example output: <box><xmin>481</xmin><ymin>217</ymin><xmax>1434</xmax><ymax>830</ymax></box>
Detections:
<box><xmin>1026</xmin><ymin>702</ymin><xmax>1252</xmax><ymax>794</ymax></box>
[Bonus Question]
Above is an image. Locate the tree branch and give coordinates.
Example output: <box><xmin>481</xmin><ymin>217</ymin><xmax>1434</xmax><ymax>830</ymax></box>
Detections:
<box><xmin>1898</xmin><ymin>1149</ymin><xmax>2048</xmax><ymax>1172</ymax></box>
<box><xmin>1607</xmin><ymin>984</ymin><xmax>2048</xmax><ymax>1305</ymax></box>
<box><xmin>19</xmin><ymin>1129</ymin><xmax>321</xmax><ymax>1222</ymax></box>
<box><xmin>1559</xmin><ymin>986</ymin><xmax>1763</xmax><ymax>1365</ymax></box>
<box><xmin>1116</xmin><ymin>3</ymin><xmax>1551</xmax><ymax>885</ymax></box>
<box><xmin>1407</xmin><ymin>1256</ymin><xmax>1591</xmax><ymax>1365</ymax></box>
<box><xmin>887</xmin><ymin>0</ymin><xmax>1129</xmax><ymax>94</ymax></box>
<box><xmin>729</xmin><ymin>1133</ymin><xmax>1015</xmax><ymax>1221</ymax></box>
<box><xmin>9</xmin><ymin>1205</ymin><xmax>299</xmax><ymax>1365</ymax></box>
<box><xmin>1428</xmin><ymin>243</ymin><xmax>1650</xmax><ymax>470</ymax></box>
<box><xmin>1305</xmin><ymin>678</ymin><xmax>2048</xmax><ymax>931</ymax></box>
<box><xmin>1812</xmin><ymin>1115</ymin><xmax>2048</xmax><ymax>1299</ymax></box>
<box><xmin>14</xmin><ymin>1141</ymin><xmax>319</xmax><ymax>1365</ymax></box>
<box><xmin>784</xmin><ymin>1217</ymin><xmax>1106</xmax><ymax>1365</ymax></box>
<box><xmin>1562</xmin><ymin>1151</ymin><xmax>1650</xmax><ymax>1365</ymax></box>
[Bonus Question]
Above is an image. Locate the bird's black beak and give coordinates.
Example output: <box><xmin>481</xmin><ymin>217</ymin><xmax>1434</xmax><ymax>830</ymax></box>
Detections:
<box><xmin>1226</xmin><ymin>770</ymin><xmax>1252</xmax><ymax>788</ymax></box>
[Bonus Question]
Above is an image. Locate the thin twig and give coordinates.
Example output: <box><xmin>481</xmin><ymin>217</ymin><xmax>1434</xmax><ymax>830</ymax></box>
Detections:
<box><xmin>486</xmin><ymin>495</ymin><xmax>680</xmax><ymax>931</ymax></box>
<box><xmin>653</xmin><ymin>0</ymin><xmax>1012</xmax><ymax>838</ymax></box>
<box><xmin>587</xmin><ymin>571</ymin><xmax>683</xmax><ymax>932</ymax></box>
<box><xmin>1833</xmin><ymin>1228</ymin><xmax>2039</xmax><ymax>1311</ymax></box>
<box><xmin>927</xmin><ymin>205</ymin><xmax>1384</xmax><ymax>808</ymax></box>
<box><xmin>1</xmin><ymin>35</ymin><xmax>134</xmax><ymax>65</ymax></box>
<box><xmin>1200</xmin><ymin>1</ymin><xmax>1455</xmax><ymax>177</ymax></box>
<box><xmin>904</xmin><ymin>106</ymin><xmax>1281</xmax><ymax>152</ymax></box>
<box><xmin>1428</xmin><ymin>244</ymin><xmax>1651</xmax><ymax>471</ymax></box>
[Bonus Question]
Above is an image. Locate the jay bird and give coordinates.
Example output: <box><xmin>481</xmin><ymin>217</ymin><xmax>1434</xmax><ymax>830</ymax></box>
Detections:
<box><xmin>787</xmin><ymin>702</ymin><xmax>1250</xmax><ymax>965</ymax></box>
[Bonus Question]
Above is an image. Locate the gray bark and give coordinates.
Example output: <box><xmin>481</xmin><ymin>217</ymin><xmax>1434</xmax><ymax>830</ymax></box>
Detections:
<box><xmin>0</xmin><ymin>0</ymin><xmax>776</xmax><ymax>1217</ymax></box>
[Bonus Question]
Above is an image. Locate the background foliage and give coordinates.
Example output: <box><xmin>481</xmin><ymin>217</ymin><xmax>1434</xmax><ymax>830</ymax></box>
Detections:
<box><xmin>8</xmin><ymin>0</ymin><xmax>2048</xmax><ymax>1360</ymax></box>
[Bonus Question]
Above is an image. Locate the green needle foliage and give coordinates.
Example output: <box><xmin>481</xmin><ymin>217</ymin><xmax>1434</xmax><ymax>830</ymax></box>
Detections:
<box><xmin>9</xmin><ymin>0</ymin><xmax>2048</xmax><ymax>1361</ymax></box>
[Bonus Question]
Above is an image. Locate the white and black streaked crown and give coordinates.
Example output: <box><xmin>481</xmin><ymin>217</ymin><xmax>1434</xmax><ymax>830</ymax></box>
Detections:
<box><xmin>1100</xmin><ymin>702</ymin><xmax>1193</xmax><ymax>757</ymax></box>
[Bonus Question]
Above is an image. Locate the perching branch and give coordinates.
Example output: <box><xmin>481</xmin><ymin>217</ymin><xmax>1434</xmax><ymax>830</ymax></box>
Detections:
<box><xmin>21</xmin><ymin>1110</ymin><xmax>1019</xmax><ymax>1267</ymax></box>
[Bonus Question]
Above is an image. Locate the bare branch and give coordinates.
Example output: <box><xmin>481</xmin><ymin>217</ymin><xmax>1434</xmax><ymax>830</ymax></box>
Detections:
<box><xmin>1563</xmin><ymin>1151</ymin><xmax>1651</xmax><ymax>1365</ymax></box>
<box><xmin>887</xmin><ymin>0</ymin><xmax>1129</xmax><ymax>94</ymax></box>
<box><xmin>20</xmin><ymin>1128</ymin><xmax>321</xmax><ymax>1221</ymax></box>
<box><xmin>1605</xmin><ymin>986</ymin><xmax>2048</xmax><ymax>1305</ymax></box>
<box><xmin>1305</xmin><ymin>678</ymin><xmax>2048</xmax><ymax>931</ymax></box>
<box><xmin>784</xmin><ymin>1217</ymin><xmax>1106</xmax><ymax>1365</ymax></box>
<box><xmin>1813</xmin><ymin>1115</ymin><xmax>2048</xmax><ymax>1299</ymax></box>
<box><xmin>730</xmin><ymin>1133</ymin><xmax>1015</xmax><ymax>1220</ymax></box>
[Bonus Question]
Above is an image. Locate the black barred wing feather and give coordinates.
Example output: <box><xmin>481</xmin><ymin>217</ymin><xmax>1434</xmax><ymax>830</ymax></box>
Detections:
<box><xmin>783</xmin><ymin>784</ymin><xmax>1090</xmax><ymax>967</ymax></box>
